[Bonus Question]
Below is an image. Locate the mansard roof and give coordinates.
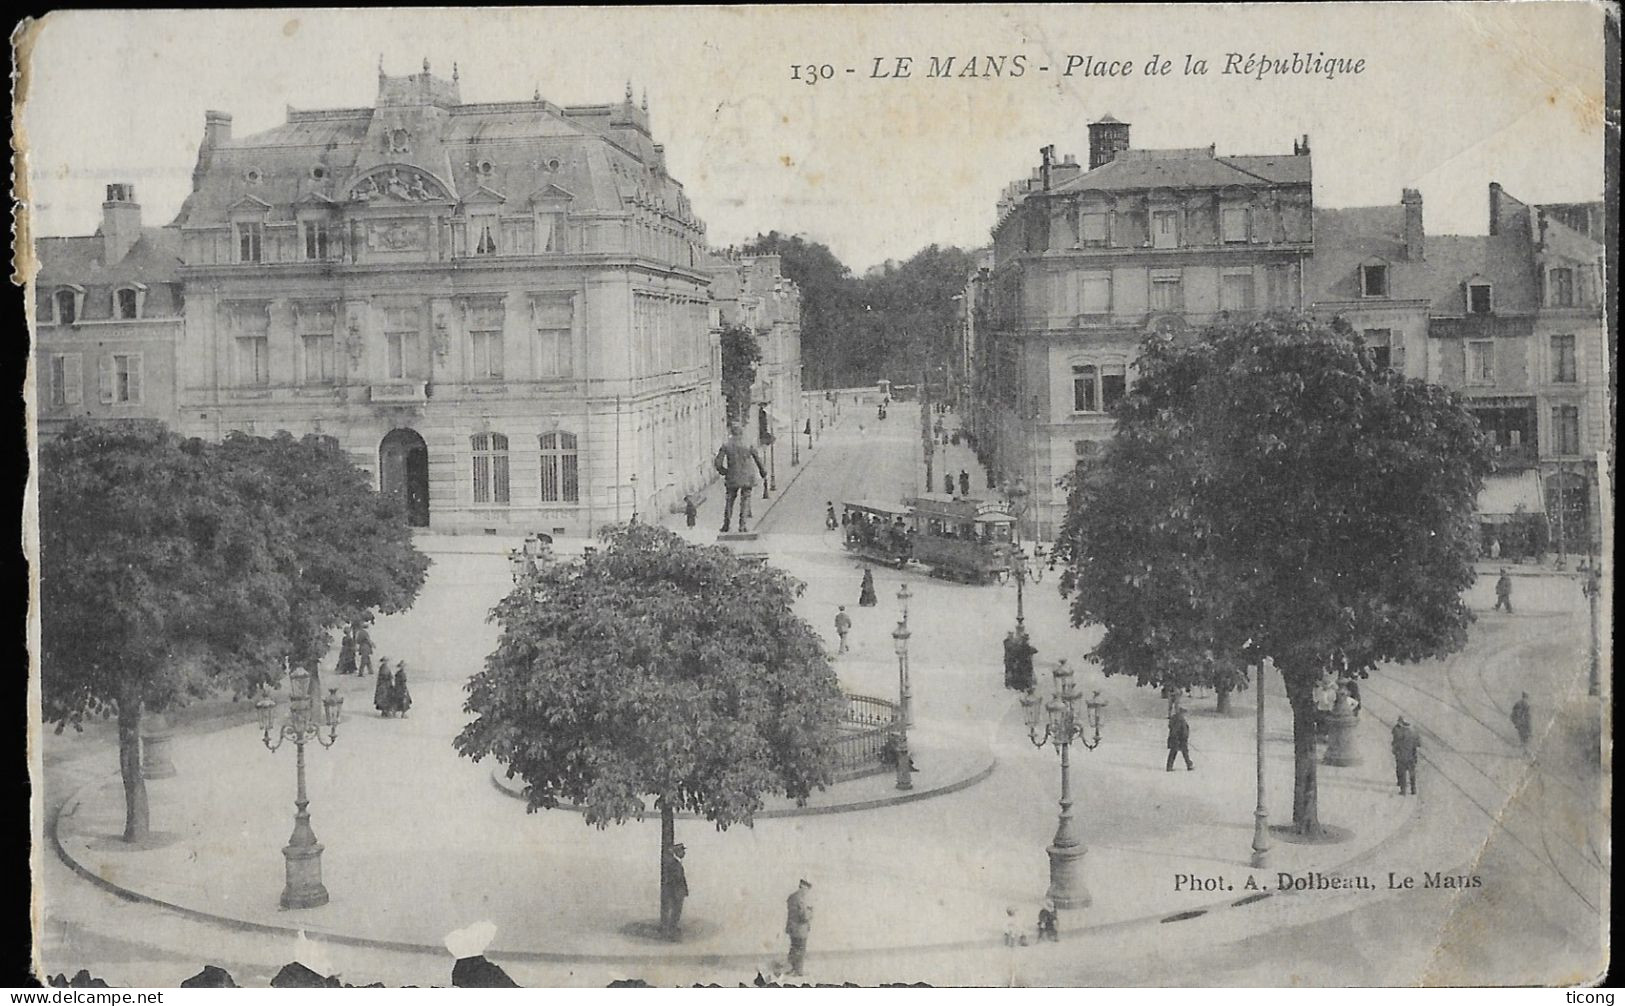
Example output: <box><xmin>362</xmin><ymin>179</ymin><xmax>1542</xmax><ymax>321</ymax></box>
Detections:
<box><xmin>1054</xmin><ymin>146</ymin><xmax>1311</xmax><ymax>194</ymax></box>
<box><xmin>35</xmin><ymin>228</ymin><xmax>185</xmax><ymax>318</ymax></box>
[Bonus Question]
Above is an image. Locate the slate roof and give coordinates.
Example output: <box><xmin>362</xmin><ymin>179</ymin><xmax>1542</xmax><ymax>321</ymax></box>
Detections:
<box><xmin>1307</xmin><ymin>202</ymin><xmax>1538</xmax><ymax>315</ymax></box>
<box><xmin>173</xmin><ymin>73</ymin><xmax>694</xmax><ymax>231</ymax></box>
<box><xmin>35</xmin><ymin>228</ymin><xmax>185</xmax><ymax>319</ymax></box>
<box><xmin>1054</xmin><ymin>146</ymin><xmax>1311</xmax><ymax>193</ymax></box>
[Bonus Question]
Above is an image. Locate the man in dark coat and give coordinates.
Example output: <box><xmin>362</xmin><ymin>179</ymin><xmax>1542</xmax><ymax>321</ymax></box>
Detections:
<box><xmin>1003</xmin><ymin>630</ymin><xmax>1036</xmax><ymax>690</ymax></box>
<box><xmin>1166</xmin><ymin>707</ymin><xmax>1194</xmax><ymax>771</ymax></box>
<box><xmin>684</xmin><ymin>495</ymin><xmax>697</xmax><ymax>528</ymax></box>
<box><xmin>1494</xmin><ymin>568</ymin><xmax>1514</xmax><ymax>613</ymax></box>
<box><xmin>660</xmin><ymin>843</ymin><xmax>688</xmax><ymax>940</ymax></box>
<box><xmin>1391</xmin><ymin>717</ymin><xmax>1421</xmax><ymax>794</ymax></box>
<box><xmin>959</xmin><ymin>470</ymin><xmax>971</xmax><ymax>496</ymax></box>
<box><xmin>785</xmin><ymin>879</ymin><xmax>814</xmax><ymax>976</ymax></box>
<box><xmin>353</xmin><ymin>621</ymin><xmax>374</xmax><ymax>676</ymax></box>
<box><xmin>715</xmin><ymin>423</ymin><xmax>768</xmax><ymax>533</ymax></box>
<box><xmin>1511</xmin><ymin>693</ymin><xmax>1532</xmax><ymax>750</ymax></box>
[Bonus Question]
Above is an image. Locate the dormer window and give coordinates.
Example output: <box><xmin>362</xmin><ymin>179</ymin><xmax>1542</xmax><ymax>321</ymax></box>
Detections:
<box><xmin>114</xmin><ymin>287</ymin><xmax>139</xmax><ymax>320</ymax></box>
<box><xmin>1360</xmin><ymin>263</ymin><xmax>1389</xmax><ymax>298</ymax></box>
<box><xmin>54</xmin><ymin>288</ymin><xmax>79</xmax><ymax>325</ymax></box>
<box><xmin>1549</xmin><ymin>267</ymin><xmax>1574</xmax><ymax>307</ymax></box>
<box><xmin>473</xmin><ymin>214</ymin><xmax>499</xmax><ymax>255</ymax></box>
<box><xmin>236</xmin><ymin>221</ymin><xmax>263</xmax><ymax>263</ymax></box>
<box><xmin>1467</xmin><ymin>282</ymin><xmax>1493</xmax><ymax>315</ymax></box>
<box><xmin>303</xmin><ymin>219</ymin><xmax>333</xmax><ymax>260</ymax></box>
<box><xmin>1079</xmin><ymin>209</ymin><xmax>1107</xmax><ymax>246</ymax></box>
<box><xmin>1220</xmin><ymin>205</ymin><xmax>1250</xmax><ymax>244</ymax></box>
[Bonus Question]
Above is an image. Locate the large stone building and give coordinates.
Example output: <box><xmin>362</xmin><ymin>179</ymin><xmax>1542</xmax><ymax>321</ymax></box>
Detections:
<box><xmin>1308</xmin><ymin>184</ymin><xmax>1608</xmax><ymax>552</ymax></box>
<box><xmin>979</xmin><ymin>116</ymin><xmax>1314</xmax><ymax>537</ymax></box>
<box><xmin>32</xmin><ymin>185</ymin><xmax>185</xmax><ymax>436</ymax></box>
<box><xmin>48</xmin><ymin>62</ymin><xmax>727</xmax><ymax>533</ymax></box>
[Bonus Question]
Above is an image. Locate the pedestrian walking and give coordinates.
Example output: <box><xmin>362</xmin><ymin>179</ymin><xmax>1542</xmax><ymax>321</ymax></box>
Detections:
<box><xmin>659</xmin><ymin>843</ymin><xmax>689</xmax><ymax>941</ymax></box>
<box><xmin>858</xmin><ymin>568</ymin><xmax>877</xmax><ymax>607</ymax></box>
<box><xmin>784</xmin><ymin>880</ymin><xmax>813</xmax><ymax>976</ymax></box>
<box><xmin>1166</xmin><ymin>707</ymin><xmax>1195</xmax><ymax>771</ymax></box>
<box><xmin>1391</xmin><ymin>717</ymin><xmax>1421</xmax><ymax>795</ymax></box>
<box><xmin>834</xmin><ymin>606</ymin><xmax>852</xmax><ymax>653</ymax></box>
<box><xmin>354</xmin><ymin>621</ymin><xmax>373</xmax><ymax>676</ymax></box>
<box><xmin>684</xmin><ymin>495</ymin><xmax>697</xmax><ymax>529</ymax></box>
<box><xmin>944</xmin><ymin>472</ymin><xmax>955</xmax><ymax>495</ymax></box>
<box><xmin>374</xmin><ymin>659</ymin><xmax>395</xmax><ymax>717</ymax></box>
<box><xmin>391</xmin><ymin>662</ymin><xmax>414</xmax><ymax>718</ymax></box>
<box><xmin>1511</xmin><ymin>692</ymin><xmax>1532</xmax><ymax>749</ymax></box>
<box><xmin>825</xmin><ymin>502</ymin><xmax>839</xmax><ymax>531</ymax></box>
<box><xmin>959</xmin><ymin>470</ymin><xmax>970</xmax><ymax>497</ymax></box>
<box><xmin>1494</xmin><ymin>568</ymin><xmax>1514</xmax><ymax>613</ymax></box>
<box><xmin>336</xmin><ymin>626</ymin><xmax>357</xmax><ymax>676</ymax></box>
<box><xmin>1004</xmin><ymin>629</ymin><xmax>1035</xmax><ymax>691</ymax></box>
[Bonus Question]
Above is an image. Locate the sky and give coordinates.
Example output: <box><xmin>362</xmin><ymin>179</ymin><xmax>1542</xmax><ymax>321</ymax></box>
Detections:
<box><xmin>16</xmin><ymin>4</ymin><xmax>1608</xmax><ymax>274</ymax></box>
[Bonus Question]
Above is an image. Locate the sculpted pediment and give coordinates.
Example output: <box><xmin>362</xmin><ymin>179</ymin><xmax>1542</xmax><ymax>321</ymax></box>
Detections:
<box><xmin>461</xmin><ymin>185</ymin><xmax>509</xmax><ymax>206</ymax></box>
<box><xmin>529</xmin><ymin>183</ymin><xmax>575</xmax><ymax>205</ymax></box>
<box><xmin>349</xmin><ymin>165</ymin><xmax>453</xmax><ymax>204</ymax></box>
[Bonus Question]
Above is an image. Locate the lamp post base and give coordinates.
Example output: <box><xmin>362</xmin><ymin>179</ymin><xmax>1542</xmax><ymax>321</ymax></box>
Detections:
<box><xmin>1045</xmin><ymin>841</ymin><xmax>1090</xmax><ymax>909</ymax></box>
<box><xmin>280</xmin><ymin>841</ymin><xmax>329</xmax><ymax>909</ymax></box>
<box><xmin>1250</xmin><ymin>807</ymin><xmax>1271</xmax><ymax>869</ymax></box>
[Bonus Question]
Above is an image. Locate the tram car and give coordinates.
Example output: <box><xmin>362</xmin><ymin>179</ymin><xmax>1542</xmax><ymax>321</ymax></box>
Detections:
<box><xmin>841</xmin><ymin>500</ymin><xmax>914</xmax><ymax>568</ymax></box>
<box><xmin>840</xmin><ymin>495</ymin><xmax>1016</xmax><ymax>583</ymax></box>
<box><xmin>906</xmin><ymin>494</ymin><xmax>1015</xmax><ymax>583</ymax></box>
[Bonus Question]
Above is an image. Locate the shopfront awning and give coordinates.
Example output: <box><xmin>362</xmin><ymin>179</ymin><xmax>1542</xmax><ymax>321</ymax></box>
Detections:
<box><xmin>1476</xmin><ymin>471</ymin><xmax>1546</xmax><ymax>519</ymax></box>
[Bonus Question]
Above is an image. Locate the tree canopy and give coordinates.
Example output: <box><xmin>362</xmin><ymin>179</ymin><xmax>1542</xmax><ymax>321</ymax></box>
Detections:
<box><xmin>718</xmin><ymin>323</ymin><xmax>762</xmax><ymax>425</ymax></box>
<box><xmin>38</xmin><ymin>422</ymin><xmax>429</xmax><ymax>839</ymax></box>
<box><xmin>1056</xmin><ymin>315</ymin><xmax>1491</xmax><ymax>832</ymax></box>
<box><xmin>456</xmin><ymin>522</ymin><xmax>847</xmax><ymax>829</ymax></box>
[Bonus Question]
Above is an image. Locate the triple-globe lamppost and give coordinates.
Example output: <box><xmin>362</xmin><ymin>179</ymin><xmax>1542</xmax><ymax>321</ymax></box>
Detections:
<box><xmin>256</xmin><ymin>659</ymin><xmax>344</xmax><ymax>909</ymax></box>
<box><xmin>1021</xmin><ymin>659</ymin><xmax>1106</xmax><ymax>909</ymax></box>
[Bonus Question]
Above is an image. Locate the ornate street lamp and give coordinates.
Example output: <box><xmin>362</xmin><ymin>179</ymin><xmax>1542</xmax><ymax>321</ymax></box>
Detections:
<box><xmin>1021</xmin><ymin>660</ymin><xmax>1105</xmax><ymax>909</ymax></box>
<box><xmin>891</xmin><ymin>620</ymin><xmax>914</xmax><ymax>790</ymax></box>
<box><xmin>1251</xmin><ymin>657</ymin><xmax>1274</xmax><ymax>868</ymax></box>
<box><xmin>897</xmin><ymin>582</ymin><xmax>913</xmax><ymax>626</ymax></box>
<box><xmin>1006</xmin><ymin>477</ymin><xmax>1031</xmax><ymax>632</ymax></box>
<box><xmin>256</xmin><ymin>659</ymin><xmax>344</xmax><ymax>909</ymax></box>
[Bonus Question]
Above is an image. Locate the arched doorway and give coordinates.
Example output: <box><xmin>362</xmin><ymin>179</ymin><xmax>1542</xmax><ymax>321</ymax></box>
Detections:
<box><xmin>380</xmin><ymin>428</ymin><xmax>430</xmax><ymax>527</ymax></box>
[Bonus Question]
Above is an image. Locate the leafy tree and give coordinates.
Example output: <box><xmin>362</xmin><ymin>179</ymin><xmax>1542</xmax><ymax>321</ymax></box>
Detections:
<box><xmin>718</xmin><ymin>323</ymin><xmax>762</xmax><ymax>425</ymax></box>
<box><xmin>455</xmin><ymin>523</ymin><xmax>847</xmax><ymax>935</ymax></box>
<box><xmin>38</xmin><ymin>422</ymin><xmax>428</xmax><ymax>841</ymax></box>
<box><xmin>1056</xmin><ymin>316</ymin><xmax>1491</xmax><ymax>834</ymax></box>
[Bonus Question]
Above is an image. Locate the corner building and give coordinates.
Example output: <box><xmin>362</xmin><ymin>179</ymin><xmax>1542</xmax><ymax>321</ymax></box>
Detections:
<box><xmin>173</xmin><ymin>63</ymin><xmax>721</xmax><ymax>532</ymax></box>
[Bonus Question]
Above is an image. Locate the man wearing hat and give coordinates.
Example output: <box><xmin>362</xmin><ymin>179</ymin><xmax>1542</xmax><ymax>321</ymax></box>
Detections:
<box><xmin>1494</xmin><ymin>568</ymin><xmax>1514</xmax><ymax>613</ymax></box>
<box><xmin>785</xmin><ymin>879</ymin><xmax>814</xmax><ymax>976</ymax></box>
<box><xmin>834</xmin><ymin>606</ymin><xmax>852</xmax><ymax>654</ymax></box>
<box><xmin>660</xmin><ymin>843</ymin><xmax>688</xmax><ymax>941</ymax></box>
<box><xmin>1391</xmin><ymin>717</ymin><xmax>1421</xmax><ymax>795</ymax></box>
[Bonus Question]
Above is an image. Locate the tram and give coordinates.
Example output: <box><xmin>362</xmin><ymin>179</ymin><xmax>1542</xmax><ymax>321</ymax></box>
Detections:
<box><xmin>839</xmin><ymin>495</ymin><xmax>1016</xmax><ymax>583</ymax></box>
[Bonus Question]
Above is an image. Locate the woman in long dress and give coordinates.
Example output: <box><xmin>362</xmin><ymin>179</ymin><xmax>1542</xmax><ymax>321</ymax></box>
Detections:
<box><xmin>336</xmin><ymin>626</ymin><xmax>357</xmax><ymax>676</ymax></box>
<box><xmin>391</xmin><ymin>663</ymin><xmax>414</xmax><ymax>718</ymax></box>
<box><xmin>858</xmin><ymin>568</ymin><xmax>878</xmax><ymax>607</ymax></box>
<box><xmin>375</xmin><ymin>659</ymin><xmax>395</xmax><ymax>717</ymax></box>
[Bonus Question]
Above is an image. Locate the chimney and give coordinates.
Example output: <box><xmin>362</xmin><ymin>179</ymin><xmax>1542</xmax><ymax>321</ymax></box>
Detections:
<box><xmin>1040</xmin><ymin>145</ymin><xmax>1055</xmax><ymax>192</ymax></box>
<box><xmin>1488</xmin><ymin>182</ymin><xmax>1503</xmax><ymax>235</ymax></box>
<box><xmin>101</xmin><ymin>183</ymin><xmax>142</xmax><ymax>264</ymax></box>
<box><xmin>1087</xmin><ymin>115</ymin><xmax>1131</xmax><ymax>170</ymax></box>
<box><xmin>1401</xmin><ymin>188</ymin><xmax>1424</xmax><ymax>261</ymax></box>
<box><xmin>192</xmin><ymin>111</ymin><xmax>232</xmax><ymax>190</ymax></box>
<box><xmin>1051</xmin><ymin>153</ymin><xmax>1083</xmax><ymax>187</ymax></box>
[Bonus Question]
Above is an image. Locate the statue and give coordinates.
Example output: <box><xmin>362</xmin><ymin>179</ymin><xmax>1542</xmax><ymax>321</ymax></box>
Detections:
<box><xmin>353</xmin><ymin>177</ymin><xmax>379</xmax><ymax>202</ymax></box>
<box><xmin>408</xmin><ymin>173</ymin><xmax>431</xmax><ymax>201</ymax></box>
<box><xmin>385</xmin><ymin>170</ymin><xmax>410</xmax><ymax>200</ymax></box>
<box><xmin>713</xmin><ymin>422</ymin><xmax>767</xmax><ymax>534</ymax></box>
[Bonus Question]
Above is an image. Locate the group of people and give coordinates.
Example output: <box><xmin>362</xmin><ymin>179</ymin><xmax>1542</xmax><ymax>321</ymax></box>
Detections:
<box><xmin>941</xmin><ymin>470</ymin><xmax>972</xmax><ymax>497</ymax></box>
<box><xmin>657</xmin><ymin>851</ymin><xmax>815</xmax><ymax>979</ymax></box>
<box><xmin>372</xmin><ymin>659</ymin><xmax>413</xmax><ymax>718</ymax></box>
<box><xmin>335</xmin><ymin>621</ymin><xmax>374</xmax><ymax>676</ymax></box>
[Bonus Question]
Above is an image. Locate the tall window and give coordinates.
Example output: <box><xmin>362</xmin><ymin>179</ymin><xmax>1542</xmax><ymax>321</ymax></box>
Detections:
<box><xmin>384</xmin><ymin>307</ymin><xmax>420</xmax><ymax>381</ymax></box>
<box><xmin>535</xmin><ymin>210</ymin><xmax>567</xmax><ymax>253</ymax></box>
<box><xmin>1080</xmin><ymin>273</ymin><xmax>1111</xmax><ymax>314</ymax></box>
<box><xmin>1551</xmin><ymin>405</ymin><xmax>1580</xmax><ymax>455</ymax></box>
<box><xmin>539</xmin><ymin>431</ymin><xmax>580</xmax><ymax>503</ymax></box>
<box><xmin>106</xmin><ymin>354</ymin><xmax>142</xmax><ymax>403</ymax></box>
<box><xmin>1551</xmin><ymin>334</ymin><xmax>1577</xmax><ymax>383</ymax></box>
<box><xmin>1080</xmin><ymin>210</ymin><xmax>1107</xmax><ymax>246</ymax></box>
<box><xmin>1467</xmin><ymin>340</ymin><xmax>1495</xmax><ymax>384</ymax></box>
<box><xmin>1150</xmin><ymin>274</ymin><xmax>1182</xmax><ymax>311</ymax></box>
<box><xmin>234</xmin><ymin>307</ymin><xmax>270</xmax><ymax>387</ymax></box>
<box><xmin>468</xmin><ymin>303</ymin><xmax>505</xmax><ymax>380</ymax></box>
<box><xmin>1362</xmin><ymin>329</ymin><xmax>1401</xmax><ymax>372</ymax></box>
<box><xmin>1220</xmin><ymin>205</ymin><xmax>1249</xmax><ymax>243</ymax></box>
<box><xmin>297</xmin><ymin>305</ymin><xmax>336</xmax><ymax>385</ymax></box>
<box><xmin>1360</xmin><ymin>263</ymin><xmax>1388</xmax><ymax>298</ymax></box>
<box><xmin>1072</xmin><ymin>364</ymin><xmax>1098</xmax><ymax>412</ymax></box>
<box><xmin>236</xmin><ymin>221</ymin><xmax>263</xmax><ymax>263</ymax></box>
<box><xmin>471</xmin><ymin>433</ymin><xmax>511</xmax><ymax>504</ymax></box>
<box><xmin>54</xmin><ymin>289</ymin><xmax>77</xmax><ymax>325</ymax></box>
<box><xmin>1549</xmin><ymin>267</ymin><xmax>1574</xmax><ymax>307</ymax></box>
<box><xmin>1220</xmin><ymin>271</ymin><xmax>1255</xmax><ymax>311</ymax></box>
<box><xmin>48</xmin><ymin>354</ymin><xmax>82</xmax><ymax>409</ymax></box>
<box><xmin>303</xmin><ymin>219</ymin><xmax>332</xmax><ymax>260</ymax></box>
<box><xmin>114</xmin><ymin>288</ymin><xmax>139</xmax><ymax>319</ymax></box>
<box><xmin>1467</xmin><ymin>282</ymin><xmax>1492</xmax><ymax>315</ymax></box>
<box><xmin>1151</xmin><ymin>210</ymin><xmax>1178</xmax><ymax>249</ymax></box>
<box><xmin>1100</xmin><ymin>363</ymin><xmax>1127</xmax><ymax>410</ymax></box>
<box><xmin>532</xmin><ymin>298</ymin><xmax>574</xmax><ymax>377</ymax></box>
<box><xmin>473</xmin><ymin>215</ymin><xmax>499</xmax><ymax>255</ymax></box>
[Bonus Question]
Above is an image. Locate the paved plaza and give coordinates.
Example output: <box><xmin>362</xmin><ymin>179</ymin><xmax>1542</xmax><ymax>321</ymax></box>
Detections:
<box><xmin>38</xmin><ymin>405</ymin><xmax>1607</xmax><ymax>987</ymax></box>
